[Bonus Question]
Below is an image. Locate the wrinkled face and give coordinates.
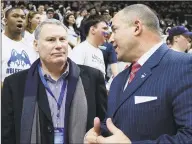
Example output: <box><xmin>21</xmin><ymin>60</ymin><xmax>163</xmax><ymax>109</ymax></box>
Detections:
<box><xmin>67</xmin><ymin>15</ymin><xmax>75</xmax><ymax>25</ymax></box>
<box><xmin>176</xmin><ymin>35</ymin><xmax>191</xmax><ymax>52</ymax></box>
<box><xmin>34</xmin><ymin>24</ymin><xmax>68</xmax><ymax>65</ymax></box>
<box><xmin>92</xmin><ymin>21</ymin><xmax>108</xmax><ymax>46</ymax></box>
<box><xmin>31</xmin><ymin>14</ymin><xmax>41</xmax><ymax>28</ymax></box>
<box><xmin>5</xmin><ymin>9</ymin><xmax>26</xmax><ymax>34</ymax></box>
<box><xmin>47</xmin><ymin>11</ymin><xmax>54</xmax><ymax>19</ymax></box>
<box><xmin>111</xmin><ymin>12</ymin><xmax>137</xmax><ymax>62</ymax></box>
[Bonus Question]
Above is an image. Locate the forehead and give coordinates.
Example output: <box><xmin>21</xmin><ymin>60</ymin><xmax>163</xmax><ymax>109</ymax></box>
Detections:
<box><xmin>112</xmin><ymin>12</ymin><xmax>122</xmax><ymax>25</ymax></box>
<box><xmin>97</xmin><ymin>21</ymin><xmax>107</xmax><ymax>27</ymax></box>
<box><xmin>9</xmin><ymin>9</ymin><xmax>25</xmax><ymax>16</ymax></box>
<box><xmin>34</xmin><ymin>14</ymin><xmax>41</xmax><ymax>18</ymax></box>
<box><xmin>47</xmin><ymin>11</ymin><xmax>54</xmax><ymax>14</ymax></box>
<box><xmin>40</xmin><ymin>24</ymin><xmax>67</xmax><ymax>38</ymax></box>
<box><xmin>68</xmin><ymin>15</ymin><xmax>74</xmax><ymax>18</ymax></box>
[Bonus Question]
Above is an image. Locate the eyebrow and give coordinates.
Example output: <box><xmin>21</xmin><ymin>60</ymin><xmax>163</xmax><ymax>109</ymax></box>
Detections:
<box><xmin>46</xmin><ymin>36</ymin><xmax>67</xmax><ymax>39</ymax></box>
<box><xmin>12</xmin><ymin>13</ymin><xmax>25</xmax><ymax>17</ymax></box>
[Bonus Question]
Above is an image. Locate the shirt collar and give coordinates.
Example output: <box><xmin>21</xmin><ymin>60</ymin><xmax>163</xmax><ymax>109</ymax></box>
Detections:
<box><xmin>40</xmin><ymin>62</ymin><xmax>70</xmax><ymax>82</ymax></box>
<box><xmin>137</xmin><ymin>41</ymin><xmax>164</xmax><ymax>66</ymax></box>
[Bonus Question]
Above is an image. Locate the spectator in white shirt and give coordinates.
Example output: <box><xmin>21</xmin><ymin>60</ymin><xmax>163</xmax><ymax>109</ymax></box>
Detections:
<box><xmin>37</xmin><ymin>4</ymin><xmax>47</xmax><ymax>22</ymax></box>
<box><xmin>24</xmin><ymin>11</ymin><xmax>41</xmax><ymax>46</ymax></box>
<box><xmin>69</xmin><ymin>14</ymin><xmax>108</xmax><ymax>77</ymax></box>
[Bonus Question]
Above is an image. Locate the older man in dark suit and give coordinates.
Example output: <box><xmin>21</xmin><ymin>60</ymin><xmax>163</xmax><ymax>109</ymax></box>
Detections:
<box><xmin>2</xmin><ymin>19</ymin><xmax>107</xmax><ymax>144</ymax></box>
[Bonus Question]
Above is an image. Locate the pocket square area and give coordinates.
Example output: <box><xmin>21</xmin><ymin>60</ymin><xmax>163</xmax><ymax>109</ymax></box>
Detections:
<box><xmin>135</xmin><ymin>96</ymin><xmax>157</xmax><ymax>104</ymax></box>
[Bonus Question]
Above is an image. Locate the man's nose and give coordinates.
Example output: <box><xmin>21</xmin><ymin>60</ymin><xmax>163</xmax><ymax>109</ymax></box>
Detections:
<box><xmin>55</xmin><ymin>40</ymin><xmax>63</xmax><ymax>49</ymax></box>
<box><xmin>109</xmin><ymin>33</ymin><xmax>114</xmax><ymax>43</ymax></box>
<box><xmin>17</xmin><ymin>17</ymin><xmax>24</xmax><ymax>22</ymax></box>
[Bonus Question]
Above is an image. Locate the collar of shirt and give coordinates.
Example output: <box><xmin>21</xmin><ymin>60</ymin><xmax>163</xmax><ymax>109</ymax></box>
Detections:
<box><xmin>40</xmin><ymin>62</ymin><xmax>70</xmax><ymax>83</ymax></box>
<box><xmin>137</xmin><ymin>41</ymin><xmax>164</xmax><ymax>66</ymax></box>
<box><xmin>85</xmin><ymin>40</ymin><xmax>98</xmax><ymax>49</ymax></box>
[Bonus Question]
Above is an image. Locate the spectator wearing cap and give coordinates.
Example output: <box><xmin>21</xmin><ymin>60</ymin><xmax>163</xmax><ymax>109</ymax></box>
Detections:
<box><xmin>46</xmin><ymin>7</ymin><xmax>54</xmax><ymax>19</ymax></box>
<box><xmin>168</xmin><ymin>26</ymin><xmax>192</xmax><ymax>52</ymax></box>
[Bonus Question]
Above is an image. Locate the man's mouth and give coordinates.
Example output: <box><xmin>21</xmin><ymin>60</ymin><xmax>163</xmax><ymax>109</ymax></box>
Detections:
<box><xmin>52</xmin><ymin>52</ymin><xmax>65</xmax><ymax>56</ymax></box>
<box><xmin>16</xmin><ymin>24</ymin><xmax>23</xmax><ymax>29</ymax></box>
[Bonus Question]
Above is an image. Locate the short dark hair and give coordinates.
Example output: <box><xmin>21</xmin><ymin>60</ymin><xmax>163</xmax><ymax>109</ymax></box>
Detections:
<box><xmin>83</xmin><ymin>14</ymin><xmax>106</xmax><ymax>37</ymax></box>
<box><xmin>5</xmin><ymin>7</ymin><xmax>23</xmax><ymax>19</ymax></box>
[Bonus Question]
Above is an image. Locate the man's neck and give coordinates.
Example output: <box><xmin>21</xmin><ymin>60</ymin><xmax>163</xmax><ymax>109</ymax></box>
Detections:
<box><xmin>171</xmin><ymin>45</ymin><xmax>184</xmax><ymax>52</ymax></box>
<box><xmin>41</xmin><ymin>61</ymin><xmax>67</xmax><ymax>81</ymax></box>
<box><xmin>4</xmin><ymin>30</ymin><xmax>22</xmax><ymax>41</ymax></box>
<box><xmin>86</xmin><ymin>37</ymin><xmax>99</xmax><ymax>48</ymax></box>
<box><xmin>132</xmin><ymin>39</ymin><xmax>162</xmax><ymax>63</ymax></box>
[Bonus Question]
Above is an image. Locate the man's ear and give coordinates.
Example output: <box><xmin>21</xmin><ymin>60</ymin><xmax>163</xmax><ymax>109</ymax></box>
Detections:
<box><xmin>133</xmin><ymin>19</ymin><xmax>142</xmax><ymax>36</ymax></box>
<box><xmin>90</xmin><ymin>25</ymin><xmax>96</xmax><ymax>35</ymax></box>
<box><xmin>33</xmin><ymin>39</ymin><xmax>39</xmax><ymax>52</ymax></box>
<box><xmin>173</xmin><ymin>36</ymin><xmax>179</xmax><ymax>42</ymax></box>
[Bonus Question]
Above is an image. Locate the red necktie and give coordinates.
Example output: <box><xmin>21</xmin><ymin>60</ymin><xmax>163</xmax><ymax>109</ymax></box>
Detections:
<box><xmin>128</xmin><ymin>62</ymin><xmax>141</xmax><ymax>84</ymax></box>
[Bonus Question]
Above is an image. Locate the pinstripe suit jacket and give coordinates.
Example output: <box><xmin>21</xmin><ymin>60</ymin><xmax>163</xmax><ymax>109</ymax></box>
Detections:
<box><xmin>102</xmin><ymin>44</ymin><xmax>192</xmax><ymax>144</ymax></box>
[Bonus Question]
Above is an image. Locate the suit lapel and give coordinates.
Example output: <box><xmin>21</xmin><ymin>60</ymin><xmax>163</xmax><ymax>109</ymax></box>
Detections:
<box><xmin>112</xmin><ymin>44</ymin><xmax>169</xmax><ymax>117</ymax></box>
<box><xmin>37</xmin><ymin>78</ymin><xmax>52</xmax><ymax>122</ymax></box>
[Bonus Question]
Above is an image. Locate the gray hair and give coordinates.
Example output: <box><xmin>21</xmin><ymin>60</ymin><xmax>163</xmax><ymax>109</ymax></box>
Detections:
<box><xmin>121</xmin><ymin>4</ymin><xmax>162</xmax><ymax>35</ymax></box>
<box><xmin>34</xmin><ymin>19</ymin><xmax>67</xmax><ymax>40</ymax></box>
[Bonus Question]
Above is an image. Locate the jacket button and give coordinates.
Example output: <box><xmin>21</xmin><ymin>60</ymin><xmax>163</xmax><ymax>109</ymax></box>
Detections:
<box><xmin>47</xmin><ymin>126</ymin><xmax>52</xmax><ymax>133</ymax></box>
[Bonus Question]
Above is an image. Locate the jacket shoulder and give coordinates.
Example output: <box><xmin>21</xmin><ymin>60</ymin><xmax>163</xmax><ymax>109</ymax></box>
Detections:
<box><xmin>165</xmin><ymin>49</ymin><xmax>192</xmax><ymax>64</ymax></box>
<box><xmin>78</xmin><ymin>65</ymin><xmax>101</xmax><ymax>75</ymax></box>
<box><xmin>4</xmin><ymin>69</ymin><xmax>29</xmax><ymax>84</ymax></box>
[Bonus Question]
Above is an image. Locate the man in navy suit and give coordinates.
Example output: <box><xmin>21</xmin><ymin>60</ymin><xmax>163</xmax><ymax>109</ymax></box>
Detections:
<box><xmin>84</xmin><ymin>4</ymin><xmax>192</xmax><ymax>144</ymax></box>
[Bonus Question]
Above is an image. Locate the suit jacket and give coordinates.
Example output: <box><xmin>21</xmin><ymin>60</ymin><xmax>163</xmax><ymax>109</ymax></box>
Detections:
<box><xmin>2</xmin><ymin>59</ymin><xmax>107</xmax><ymax>144</ymax></box>
<box><xmin>102</xmin><ymin>44</ymin><xmax>192</xmax><ymax>143</ymax></box>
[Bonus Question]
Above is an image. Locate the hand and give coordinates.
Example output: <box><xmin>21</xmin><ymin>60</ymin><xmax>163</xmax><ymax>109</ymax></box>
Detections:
<box><xmin>84</xmin><ymin>117</ymin><xmax>101</xmax><ymax>144</ymax></box>
<box><xmin>96</xmin><ymin>118</ymin><xmax>131</xmax><ymax>144</ymax></box>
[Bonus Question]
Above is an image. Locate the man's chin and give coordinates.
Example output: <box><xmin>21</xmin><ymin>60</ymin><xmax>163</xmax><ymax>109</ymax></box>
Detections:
<box><xmin>52</xmin><ymin>58</ymin><xmax>67</xmax><ymax>64</ymax></box>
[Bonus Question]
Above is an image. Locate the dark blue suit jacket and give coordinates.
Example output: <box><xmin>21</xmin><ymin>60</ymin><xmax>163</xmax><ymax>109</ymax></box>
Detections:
<box><xmin>102</xmin><ymin>44</ymin><xmax>192</xmax><ymax>143</ymax></box>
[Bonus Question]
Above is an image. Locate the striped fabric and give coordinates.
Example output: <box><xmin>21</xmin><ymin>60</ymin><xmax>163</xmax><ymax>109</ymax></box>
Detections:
<box><xmin>102</xmin><ymin>44</ymin><xmax>192</xmax><ymax>143</ymax></box>
<box><xmin>128</xmin><ymin>62</ymin><xmax>141</xmax><ymax>84</ymax></box>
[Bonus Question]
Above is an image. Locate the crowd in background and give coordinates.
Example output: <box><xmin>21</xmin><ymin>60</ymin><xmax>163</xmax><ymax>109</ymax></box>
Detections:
<box><xmin>2</xmin><ymin>1</ymin><xmax>192</xmax><ymax>32</ymax></box>
<box><xmin>1</xmin><ymin>1</ymin><xmax>192</xmax><ymax>84</ymax></box>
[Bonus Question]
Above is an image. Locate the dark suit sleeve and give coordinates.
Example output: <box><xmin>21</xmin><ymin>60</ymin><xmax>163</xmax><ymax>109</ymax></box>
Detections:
<box><xmin>95</xmin><ymin>70</ymin><xmax>107</xmax><ymax>121</ymax></box>
<box><xmin>132</xmin><ymin>63</ymin><xmax>192</xmax><ymax>144</ymax></box>
<box><xmin>2</xmin><ymin>77</ymin><xmax>16</xmax><ymax>144</ymax></box>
